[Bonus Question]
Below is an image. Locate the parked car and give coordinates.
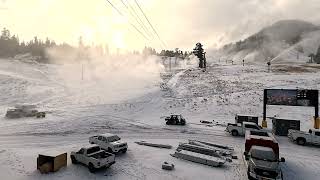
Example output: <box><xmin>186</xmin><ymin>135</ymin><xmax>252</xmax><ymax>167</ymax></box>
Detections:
<box><xmin>288</xmin><ymin>129</ymin><xmax>320</xmax><ymax>145</ymax></box>
<box><xmin>165</xmin><ymin>115</ymin><xmax>186</xmax><ymax>125</ymax></box>
<box><xmin>89</xmin><ymin>133</ymin><xmax>128</xmax><ymax>154</ymax></box>
<box><xmin>70</xmin><ymin>145</ymin><xmax>115</xmax><ymax>173</ymax></box>
<box><xmin>245</xmin><ymin>146</ymin><xmax>285</xmax><ymax>180</ymax></box>
<box><xmin>226</xmin><ymin>122</ymin><xmax>262</xmax><ymax>136</ymax></box>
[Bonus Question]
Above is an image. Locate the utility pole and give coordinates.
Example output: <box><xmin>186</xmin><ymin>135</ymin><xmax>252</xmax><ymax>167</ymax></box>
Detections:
<box><xmin>204</xmin><ymin>52</ymin><xmax>207</xmax><ymax>71</ymax></box>
<box><xmin>242</xmin><ymin>59</ymin><xmax>245</xmax><ymax>66</ymax></box>
<box><xmin>169</xmin><ymin>58</ymin><xmax>172</xmax><ymax>72</ymax></box>
<box><xmin>81</xmin><ymin>64</ymin><xmax>84</xmax><ymax>80</ymax></box>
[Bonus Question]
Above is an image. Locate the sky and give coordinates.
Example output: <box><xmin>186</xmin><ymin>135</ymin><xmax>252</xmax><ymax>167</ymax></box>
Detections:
<box><xmin>0</xmin><ymin>0</ymin><xmax>320</xmax><ymax>52</ymax></box>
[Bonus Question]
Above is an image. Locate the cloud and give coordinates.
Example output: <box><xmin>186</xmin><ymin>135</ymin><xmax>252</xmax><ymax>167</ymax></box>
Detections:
<box><xmin>148</xmin><ymin>0</ymin><xmax>320</xmax><ymax>49</ymax></box>
<box><xmin>1</xmin><ymin>0</ymin><xmax>320</xmax><ymax>50</ymax></box>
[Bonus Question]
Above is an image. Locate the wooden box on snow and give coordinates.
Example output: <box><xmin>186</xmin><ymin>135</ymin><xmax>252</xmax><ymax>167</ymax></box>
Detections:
<box><xmin>37</xmin><ymin>152</ymin><xmax>67</xmax><ymax>174</ymax></box>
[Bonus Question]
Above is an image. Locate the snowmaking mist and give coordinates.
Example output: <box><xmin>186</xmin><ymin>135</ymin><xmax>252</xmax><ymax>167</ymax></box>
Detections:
<box><xmin>46</xmin><ymin>51</ymin><xmax>165</xmax><ymax>106</ymax></box>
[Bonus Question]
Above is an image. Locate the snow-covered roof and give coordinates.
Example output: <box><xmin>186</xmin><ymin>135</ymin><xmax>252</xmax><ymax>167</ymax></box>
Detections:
<box><xmin>236</xmin><ymin>114</ymin><xmax>258</xmax><ymax>117</ymax></box>
<box><xmin>99</xmin><ymin>133</ymin><xmax>116</xmax><ymax>137</ymax></box>
<box><xmin>14</xmin><ymin>104</ymin><xmax>36</xmax><ymax>109</ymax></box>
<box><xmin>250</xmin><ymin>146</ymin><xmax>276</xmax><ymax>161</ymax></box>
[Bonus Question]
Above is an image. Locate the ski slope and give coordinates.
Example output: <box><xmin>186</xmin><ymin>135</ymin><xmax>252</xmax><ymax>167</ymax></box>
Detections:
<box><xmin>0</xmin><ymin>57</ymin><xmax>320</xmax><ymax>180</ymax></box>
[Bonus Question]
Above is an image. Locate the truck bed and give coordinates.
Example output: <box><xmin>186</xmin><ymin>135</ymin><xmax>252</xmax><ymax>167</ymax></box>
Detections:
<box><xmin>88</xmin><ymin>151</ymin><xmax>113</xmax><ymax>159</ymax></box>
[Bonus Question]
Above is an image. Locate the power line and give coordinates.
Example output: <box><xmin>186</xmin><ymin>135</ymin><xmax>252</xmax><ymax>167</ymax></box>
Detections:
<box><xmin>105</xmin><ymin>0</ymin><xmax>150</xmax><ymax>41</ymax></box>
<box><xmin>119</xmin><ymin>0</ymin><xmax>154</xmax><ymax>40</ymax></box>
<box><xmin>134</xmin><ymin>0</ymin><xmax>167</xmax><ymax>48</ymax></box>
<box><xmin>125</xmin><ymin>0</ymin><xmax>155</xmax><ymax>40</ymax></box>
<box><xmin>123</xmin><ymin>0</ymin><xmax>155</xmax><ymax>39</ymax></box>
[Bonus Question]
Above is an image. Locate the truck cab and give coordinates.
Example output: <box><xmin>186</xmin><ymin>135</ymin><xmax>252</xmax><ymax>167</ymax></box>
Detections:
<box><xmin>246</xmin><ymin>146</ymin><xmax>284</xmax><ymax>180</ymax></box>
<box><xmin>226</xmin><ymin>122</ymin><xmax>262</xmax><ymax>136</ymax></box>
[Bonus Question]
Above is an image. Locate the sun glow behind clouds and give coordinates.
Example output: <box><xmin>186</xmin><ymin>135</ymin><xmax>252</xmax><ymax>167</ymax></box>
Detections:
<box><xmin>1</xmin><ymin>0</ymin><xmax>155</xmax><ymax>51</ymax></box>
<box><xmin>2</xmin><ymin>0</ymin><xmax>319</xmax><ymax>51</ymax></box>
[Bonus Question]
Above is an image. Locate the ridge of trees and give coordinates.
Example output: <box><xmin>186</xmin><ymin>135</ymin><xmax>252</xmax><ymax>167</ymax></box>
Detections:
<box><xmin>0</xmin><ymin>28</ymin><xmax>57</xmax><ymax>62</ymax></box>
<box><xmin>0</xmin><ymin>27</ymin><xmax>192</xmax><ymax>63</ymax></box>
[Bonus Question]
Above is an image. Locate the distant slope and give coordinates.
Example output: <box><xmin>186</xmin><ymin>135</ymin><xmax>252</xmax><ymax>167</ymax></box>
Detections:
<box><xmin>218</xmin><ymin>20</ymin><xmax>320</xmax><ymax>64</ymax></box>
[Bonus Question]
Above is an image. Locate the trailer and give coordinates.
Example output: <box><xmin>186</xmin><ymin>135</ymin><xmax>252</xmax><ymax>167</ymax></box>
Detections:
<box><xmin>235</xmin><ymin>114</ymin><xmax>259</xmax><ymax>125</ymax></box>
<box><xmin>272</xmin><ymin>118</ymin><xmax>300</xmax><ymax>136</ymax></box>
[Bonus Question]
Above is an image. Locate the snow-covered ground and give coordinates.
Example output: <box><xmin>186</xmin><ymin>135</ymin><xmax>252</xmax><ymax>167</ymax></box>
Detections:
<box><xmin>0</xmin><ymin>58</ymin><xmax>320</xmax><ymax>180</ymax></box>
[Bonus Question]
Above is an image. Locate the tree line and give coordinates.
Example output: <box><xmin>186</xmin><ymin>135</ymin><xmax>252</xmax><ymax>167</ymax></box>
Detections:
<box><xmin>0</xmin><ymin>28</ymin><xmax>57</xmax><ymax>62</ymax></box>
<box><xmin>143</xmin><ymin>46</ymin><xmax>192</xmax><ymax>59</ymax></box>
<box><xmin>0</xmin><ymin>27</ymin><xmax>197</xmax><ymax>63</ymax></box>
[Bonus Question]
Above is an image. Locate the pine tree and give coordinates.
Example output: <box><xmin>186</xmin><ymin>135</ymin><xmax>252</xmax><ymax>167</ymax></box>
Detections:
<box><xmin>193</xmin><ymin>43</ymin><xmax>206</xmax><ymax>68</ymax></box>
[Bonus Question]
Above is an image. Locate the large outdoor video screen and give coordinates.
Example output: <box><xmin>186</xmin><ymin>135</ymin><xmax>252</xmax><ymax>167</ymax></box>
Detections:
<box><xmin>266</xmin><ymin>89</ymin><xmax>297</xmax><ymax>106</ymax></box>
<box><xmin>266</xmin><ymin>89</ymin><xmax>318</xmax><ymax>107</ymax></box>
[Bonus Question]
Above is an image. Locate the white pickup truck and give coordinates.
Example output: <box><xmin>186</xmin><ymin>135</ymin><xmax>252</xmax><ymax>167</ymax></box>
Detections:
<box><xmin>288</xmin><ymin>129</ymin><xmax>320</xmax><ymax>146</ymax></box>
<box><xmin>226</xmin><ymin>122</ymin><xmax>262</xmax><ymax>136</ymax></box>
<box><xmin>70</xmin><ymin>145</ymin><xmax>115</xmax><ymax>173</ymax></box>
<box><xmin>89</xmin><ymin>133</ymin><xmax>128</xmax><ymax>154</ymax></box>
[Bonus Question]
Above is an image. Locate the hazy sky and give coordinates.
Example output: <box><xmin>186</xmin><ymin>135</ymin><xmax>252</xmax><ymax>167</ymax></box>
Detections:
<box><xmin>0</xmin><ymin>0</ymin><xmax>320</xmax><ymax>51</ymax></box>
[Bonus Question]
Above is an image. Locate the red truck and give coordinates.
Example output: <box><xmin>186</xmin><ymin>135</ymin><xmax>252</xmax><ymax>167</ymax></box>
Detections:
<box><xmin>245</xmin><ymin>130</ymin><xmax>279</xmax><ymax>158</ymax></box>
<box><xmin>244</xmin><ymin>130</ymin><xmax>285</xmax><ymax>180</ymax></box>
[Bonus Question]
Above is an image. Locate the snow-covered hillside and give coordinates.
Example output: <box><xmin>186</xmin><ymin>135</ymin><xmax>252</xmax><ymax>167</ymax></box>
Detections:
<box><xmin>0</xmin><ymin>58</ymin><xmax>320</xmax><ymax>180</ymax></box>
<box><xmin>216</xmin><ymin>20</ymin><xmax>320</xmax><ymax>64</ymax></box>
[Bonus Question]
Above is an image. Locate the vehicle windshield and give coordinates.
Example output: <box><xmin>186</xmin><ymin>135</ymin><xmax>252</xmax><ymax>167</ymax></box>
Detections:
<box><xmin>87</xmin><ymin>146</ymin><xmax>101</xmax><ymax>154</ymax></box>
<box><xmin>108</xmin><ymin>135</ymin><xmax>120</xmax><ymax>142</ymax></box>
<box><xmin>250</xmin><ymin>147</ymin><xmax>277</xmax><ymax>162</ymax></box>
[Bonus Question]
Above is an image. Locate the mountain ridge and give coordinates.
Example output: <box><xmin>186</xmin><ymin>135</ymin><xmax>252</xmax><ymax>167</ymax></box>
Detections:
<box><xmin>218</xmin><ymin>19</ymin><xmax>320</xmax><ymax>64</ymax></box>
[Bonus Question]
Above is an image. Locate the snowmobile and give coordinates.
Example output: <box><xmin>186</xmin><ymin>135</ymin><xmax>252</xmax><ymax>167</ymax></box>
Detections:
<box><xmin>165</xmin><ymin>115</ymin><xmax>186</xmax><ymax>125</ymax></box>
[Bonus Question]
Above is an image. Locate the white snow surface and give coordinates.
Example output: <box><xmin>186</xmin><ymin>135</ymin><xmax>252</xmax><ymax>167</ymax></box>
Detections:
<box><xmin>0</xmin><ymin>58</ymin><xmax>320</xmax><ymax>180</ymax></box>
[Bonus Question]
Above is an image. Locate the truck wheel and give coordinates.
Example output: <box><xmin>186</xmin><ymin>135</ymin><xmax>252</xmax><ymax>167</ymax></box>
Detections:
<box><xmin>71</xmin><ymin>156</ymin><xmax>77</xmax><ymax>164</ymax></box>
<box><xmin>297</xmin><ymin>138</ymin><xmax>306</xmax><ymax>145</ymax></box>
<box><xmin>231</xmin><ymin>130</ymin><xmax>239</xmax><ymax>136</ymax></box>
<box><xmin>122</xmin><ymin>148</ymin><xmax>127</xmax><ymax>153</ymax></box>
<box><xmin>88</xmin><ymin>163</ymin><xmax>96</xmax><ymax>173</ymax></box>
